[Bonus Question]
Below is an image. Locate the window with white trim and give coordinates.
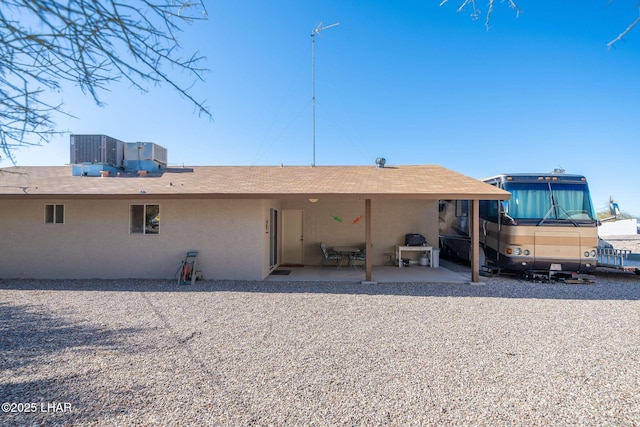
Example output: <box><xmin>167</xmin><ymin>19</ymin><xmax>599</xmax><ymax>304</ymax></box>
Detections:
<box><xmin>45</xmin><ymin>204</ymin><xmax>64</xmax><ymax>224</ymax></box>
<box><xmin>130</xmin><ymin>204</ymin><xmax>160</xmax><ymax>235</ymax></box>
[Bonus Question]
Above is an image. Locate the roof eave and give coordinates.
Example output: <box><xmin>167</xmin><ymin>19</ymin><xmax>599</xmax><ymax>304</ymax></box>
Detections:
<box><xmin>0</xmin><ymin>191</ymin><xmax>511</xmax><ymax>200</ymax></box>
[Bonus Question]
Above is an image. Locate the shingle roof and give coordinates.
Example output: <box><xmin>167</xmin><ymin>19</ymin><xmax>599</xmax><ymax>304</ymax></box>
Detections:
<box><xmin>0</xmin><ymin>165</ymin><xmax>510</xmax><ymax>200</ymax></box>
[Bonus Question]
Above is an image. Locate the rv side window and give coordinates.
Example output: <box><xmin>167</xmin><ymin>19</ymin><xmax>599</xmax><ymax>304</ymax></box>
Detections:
<box><xmin>456</xmin><ymin>200</ymin><xmax>469</xmax><ymax>217</ymax></box>
<box><xmin>480</xmin><ymin>200</ymin><xmax>499</xmax><ymax>221</ymax></box>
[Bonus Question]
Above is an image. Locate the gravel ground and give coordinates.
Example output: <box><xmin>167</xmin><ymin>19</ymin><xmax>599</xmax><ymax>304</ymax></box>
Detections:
<box><xmin>1</xmin><ymin>266</ymin><xmax>639</xmax><ymax>426</ymax></box>
<box><xmin>602</xmin><ymin>235</ymin><xmax>640</xmax><ymax>253</ymax></box>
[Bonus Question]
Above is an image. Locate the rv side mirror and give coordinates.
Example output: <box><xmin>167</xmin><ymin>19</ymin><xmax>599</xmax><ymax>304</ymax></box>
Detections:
<box><xmin>499</xmin><ymin>201</ymin><xmax>509</xmax><ymax>215</ymax></box>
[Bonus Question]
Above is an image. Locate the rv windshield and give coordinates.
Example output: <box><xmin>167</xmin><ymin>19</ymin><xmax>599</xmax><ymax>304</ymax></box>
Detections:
<box><xmin>503</xmin><ymin>182</ymin><xmax>597</xmax><ymax>221</ymax></box>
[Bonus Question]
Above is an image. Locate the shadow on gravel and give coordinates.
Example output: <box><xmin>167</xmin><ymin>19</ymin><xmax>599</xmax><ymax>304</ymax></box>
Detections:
<box><xmin>1</xmin><ymin>274</ymin><xmax>639</xmax><ymax>301</ymax></box>
<box><xmin>0</xmin><ymin>303</ymin><xmax>143</xmax><ymax>425</ymax></box>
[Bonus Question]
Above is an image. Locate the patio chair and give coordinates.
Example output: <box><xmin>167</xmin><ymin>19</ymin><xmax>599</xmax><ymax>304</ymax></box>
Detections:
<box><xmin>320</xmin><ymin>242</ymin><xmax>342</xmax><ymax>268</ymax></box>
<box><xmin>348</xmin><ymin>248</ymin><xmax>366</xmax><ymax>269</ymax></box>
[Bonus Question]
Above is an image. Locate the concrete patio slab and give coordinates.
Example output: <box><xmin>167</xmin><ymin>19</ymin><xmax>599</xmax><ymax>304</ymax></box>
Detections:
<box><xmin>267</xmin><ymin>265</ymin><xmax>470</xmax><ymax>283</ymax></box>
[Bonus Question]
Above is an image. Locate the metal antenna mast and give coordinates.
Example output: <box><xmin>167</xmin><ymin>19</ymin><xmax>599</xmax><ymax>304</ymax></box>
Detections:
<box><xmin>311</xmin><ymin>21</ymin><xmax>339</xmax><ymax>166</ymax></box>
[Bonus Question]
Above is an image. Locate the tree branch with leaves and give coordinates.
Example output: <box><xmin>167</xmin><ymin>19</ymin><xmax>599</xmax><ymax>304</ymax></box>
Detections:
<box><xmin>0</xmin><ymin>0</ymin><xmax>210</xmax><ymax>163</ymax></box>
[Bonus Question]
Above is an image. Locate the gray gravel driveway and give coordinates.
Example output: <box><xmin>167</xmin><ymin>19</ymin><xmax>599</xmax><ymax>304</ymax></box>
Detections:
<box><xmin>1</xmin><ymin>271</ymin><xmax>639</xmax><ymax>426</ymax></box>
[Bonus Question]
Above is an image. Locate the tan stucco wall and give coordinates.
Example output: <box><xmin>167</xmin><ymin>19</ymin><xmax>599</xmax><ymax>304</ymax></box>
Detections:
<box><xmin>281</xmin><ymin>199</ymin><xmax>439</xmax><ymax>266</ymax></box>
<box><xmin>0</xmin><ymin>197</ymin><xmax>437</xmax><ymax>280</ymax></box>
<box><xmin>0</xmin><ymin>198</ymin><xmax>273</xmax><ymax>280</ymax></box>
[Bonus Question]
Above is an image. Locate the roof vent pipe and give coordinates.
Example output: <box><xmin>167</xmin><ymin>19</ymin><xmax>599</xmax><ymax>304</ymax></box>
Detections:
<box><xmin>375</xmin><ymin>157</ymin><xmax>386</xmax><ymax>168</ymax></box>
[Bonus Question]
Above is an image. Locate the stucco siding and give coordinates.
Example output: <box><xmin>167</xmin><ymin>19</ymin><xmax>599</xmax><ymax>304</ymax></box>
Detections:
<box><xmin>372</xmin><ymin>199</ymin><xmax>439</xmax><ymax>265</ymax></box>
<box><xmin>281</xmin><ymin>199</ymin><xmax>438</xmax><ymax>266</ymax></box>
<box><xmin>0</xmin><ymin>199</ymin><xmax>266</xmax><ymax>280</ymax></box>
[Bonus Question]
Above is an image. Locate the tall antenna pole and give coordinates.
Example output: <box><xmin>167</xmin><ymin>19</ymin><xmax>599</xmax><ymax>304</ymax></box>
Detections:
<box><xmin>311</xmin><ymin>21</ymin><xmax>339</xmax><ymax>167</ymax></box>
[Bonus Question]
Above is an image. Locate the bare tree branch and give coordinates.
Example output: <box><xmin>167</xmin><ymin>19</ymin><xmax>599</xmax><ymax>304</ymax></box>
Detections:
<box><xmin>485</xmin><ymin>0</ymin><xmax>521</xmax><ymax>30</ymax></box>
<box><xmin>440</xmin><ymin>0</ymin><xmax>521</xmax><ymax>31</ymax></box>
<box><xmin>607</xmin><ymin>11</ymin><xmax>640</xmax><ymax>49</ymax></box>
<box><xmin>0</xmin><ymin>0</ymin><xmax>210</xmax><ymax>163</ymax></box>
<box><xmin>443</xmin><ymin>0</ymin><xmax>638</xmax><ymax>48</ymax></box>
<box><xmin>440</xmin><ymin>0</ymin><xmax>521</xmax><ymax>30</ymax></box>
<box><xmin>440</xmin><ymin>0</ymin><xmax>481</xmax><ymax>20</ymax></box>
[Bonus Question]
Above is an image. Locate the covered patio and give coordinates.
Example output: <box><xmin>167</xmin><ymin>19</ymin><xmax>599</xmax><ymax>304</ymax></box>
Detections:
<box><xmin>270</xmin><ymin>164</ymin><xmax>510</xmax><ymax>283</ymax></box>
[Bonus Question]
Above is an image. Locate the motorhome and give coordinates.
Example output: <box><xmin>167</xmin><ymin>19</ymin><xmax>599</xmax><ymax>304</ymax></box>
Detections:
<box><xmin>439</xmin><ymin>173</ymin><xmax>599</xmax><ymax>274</ymax></box>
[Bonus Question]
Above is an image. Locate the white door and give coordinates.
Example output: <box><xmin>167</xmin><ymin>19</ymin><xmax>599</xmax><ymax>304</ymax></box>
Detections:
<box><xmin>282</xmin><ymin>210</ymin><xmax>304</xmax><ymax>265</ymax></box>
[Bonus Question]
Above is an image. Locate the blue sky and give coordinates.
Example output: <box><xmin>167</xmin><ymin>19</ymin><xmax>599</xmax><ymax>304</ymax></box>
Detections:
<box><xmin>5</xmin><ymin>1</ymin><xmax>640</xmax><ymax>216</ymax></box>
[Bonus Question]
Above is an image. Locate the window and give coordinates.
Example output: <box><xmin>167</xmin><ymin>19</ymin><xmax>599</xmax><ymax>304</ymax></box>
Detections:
<box><xmin>455</xmin><ymin>200</ymin><xmax>469</xmax><ymax>217</ymax></box>
<box><xmin>45</xmin><ymin>204</ymin><xmax>64</xmax><ymax>224</ymax></box>
<box><xmin>479</xmin><ymin>200</ymin><xmax>499</xmax><ymax>222</ymax></box>
<box><xmin>130</xmin><ymin>204</ymin><xmax>160</xmax><ymax>235</ymax></box>
<box><xmin>503</xmin><ymin>183</ymin><xmax>596</xmax><ymax>221</ymax></box>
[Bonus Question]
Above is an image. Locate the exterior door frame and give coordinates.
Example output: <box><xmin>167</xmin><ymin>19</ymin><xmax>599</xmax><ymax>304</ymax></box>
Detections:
<box><xmin>269</xmin><ymin>208</ymin><xmax>278</xmax><ymax>268</ymax></box>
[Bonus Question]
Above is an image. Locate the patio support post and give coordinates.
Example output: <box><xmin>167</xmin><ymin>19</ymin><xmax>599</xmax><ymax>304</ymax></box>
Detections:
<box><xmin>365</xmin><ymin>198</ymin><xmax>372</xmax><ymax>281</ymax></box>
<box><xmin>471</xmin><ymin>199</ymin><xmax>480</xmax><ymax>283</ymax></box>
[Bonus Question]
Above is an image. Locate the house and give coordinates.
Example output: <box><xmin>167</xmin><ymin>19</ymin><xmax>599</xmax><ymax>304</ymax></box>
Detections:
<box><xmin>0</xmin><ymin>163</ymin><xmax>509</xmax><ymax>282</ymax></box>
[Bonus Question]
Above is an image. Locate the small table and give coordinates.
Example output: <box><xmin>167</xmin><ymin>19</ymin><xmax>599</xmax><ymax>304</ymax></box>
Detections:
<box><xmin>333</xmin><ymin>246</ymin><xmax>361</xmax><ymax>268</ymax></box>
<box><xmin>396</xmin><ymin>245</ymin><xmax>433</xmax><ymax>268</ymax></box>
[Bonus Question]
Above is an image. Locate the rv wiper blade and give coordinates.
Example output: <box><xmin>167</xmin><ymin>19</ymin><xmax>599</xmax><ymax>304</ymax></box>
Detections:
<box><xmin>537</xmin><ymin>207</ymin><xmax>553</xmax><ymax>226</ymax></box>
<box><xmin>549</xmin><ymin>181</ymin><xmax>579</xmax><ymax>226</ymax></box>
<box><xmin>556</xmin><ymin>205</ymin><xmax>579</xmax><ymax>227</ymax></box>
<box><xmin>537</xmin><ymin>182</ymin><xmax>554</xmax><ymax>226</ymax></box>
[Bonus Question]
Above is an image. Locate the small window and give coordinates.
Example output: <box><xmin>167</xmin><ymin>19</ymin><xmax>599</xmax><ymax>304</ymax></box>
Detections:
<box><xmin>130</xmin><ymin>204</ymin><xmax>159</xmax><ymax>235</ymax></box>
<box><xmin>45</xmin><ymin>204</ymin><xmax>64</xmax><ymax>224</ymax></box>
